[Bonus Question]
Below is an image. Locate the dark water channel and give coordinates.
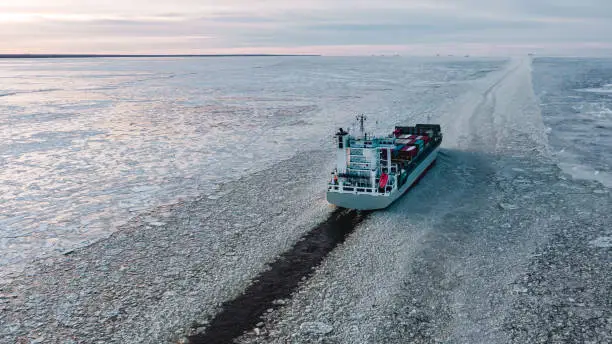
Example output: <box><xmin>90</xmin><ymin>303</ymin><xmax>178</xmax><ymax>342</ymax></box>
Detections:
<box><xmin>187</xmin><ymin>208</ymin><xmax>369</xmax><ymax>344</ymax></box>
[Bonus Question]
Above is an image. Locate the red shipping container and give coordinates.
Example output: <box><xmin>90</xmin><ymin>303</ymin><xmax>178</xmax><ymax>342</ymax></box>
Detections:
<box><xmin>400</xmin><ymin>145</ymin><xmax>418</xmax><ymax>157</ymax></box>
<box><xmin>399</xmin><ymin>134</ymin><xmax>414</xmax><ymax>140</ymax></box>
<box><xmin>396</xmin><ymin>138</ymin><xmax>415</xmax><ymax>145</ymax></box>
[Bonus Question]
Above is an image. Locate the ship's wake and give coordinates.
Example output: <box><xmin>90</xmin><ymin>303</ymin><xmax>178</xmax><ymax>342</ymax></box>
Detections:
<box><xmin>186</xmin><ymin>208</ymin><xmax>369</xmax><ymax>344</ymax></box>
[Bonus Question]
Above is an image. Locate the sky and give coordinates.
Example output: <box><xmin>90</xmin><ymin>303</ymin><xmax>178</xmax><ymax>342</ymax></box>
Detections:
<box><xmin>1</xmin><ymin>0</ymin><xmax>611</xmax><ymax>56</ymax></box>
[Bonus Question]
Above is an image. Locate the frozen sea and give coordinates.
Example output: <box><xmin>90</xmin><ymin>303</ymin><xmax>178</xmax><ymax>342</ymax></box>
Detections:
<box><xmin>0</xmin><ymin>56</ymin><xmax>502</xmax><ymax>272</ymax></box>
<box><xmin>0</xmin><ymin>56</ymin><xmax>610</xmax><ymax>344</ymax></box>
<box><xmin>533</xmin><ymin>57</ymin><xmax>612</xmax><ymax>187</ymax></box>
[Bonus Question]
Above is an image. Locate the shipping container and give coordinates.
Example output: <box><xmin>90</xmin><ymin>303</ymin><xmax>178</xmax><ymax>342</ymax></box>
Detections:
<box><xmin>400</xmin><ymin>145</ymin><xmax>418</xmax><ymax>157</ymax></box>
<box><xmin>396</xmin><ymin>138</ymin><xmax>415</xmax><ymax>145</ymax></box>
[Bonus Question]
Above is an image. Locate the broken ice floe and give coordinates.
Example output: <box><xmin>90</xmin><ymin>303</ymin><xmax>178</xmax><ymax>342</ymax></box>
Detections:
<box><xmin>300</xmin><ymin>321</ymin><xmax>333</xmax><ymax>335</ymax></box>
<box><xmin>588</xmin><ymin>236</ymin><xmax>612</xmax><ymax>248</ymax></box>
<box><xmin>499</xmin><ymin>203</ymin><xmax>519</xmax><ymax>210</ymax></box>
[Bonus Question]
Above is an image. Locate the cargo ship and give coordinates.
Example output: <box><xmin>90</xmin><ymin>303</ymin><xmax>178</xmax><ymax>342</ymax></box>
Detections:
<box><xmin>327</xmin><ymin>115</ymin><xmax>442</xmax><ymax>210</ymax></box>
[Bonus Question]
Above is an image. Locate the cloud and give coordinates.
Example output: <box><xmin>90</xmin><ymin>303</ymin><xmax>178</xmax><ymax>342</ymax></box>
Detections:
<box><xmin>1</xmin><ymin>0</ymin><xmax>611</xmax><ymax>55</ymax></box>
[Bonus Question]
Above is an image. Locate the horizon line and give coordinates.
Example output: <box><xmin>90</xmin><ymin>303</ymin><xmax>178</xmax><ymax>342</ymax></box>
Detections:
<box><xmin>0</xmin><ymin>53</ymin><xmax>322</xmax><ymax>59</ymax></box>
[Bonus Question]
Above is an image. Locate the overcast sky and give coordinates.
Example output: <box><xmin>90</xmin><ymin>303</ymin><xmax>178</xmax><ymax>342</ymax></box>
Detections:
<box><xmin>1</xmin><ymin>0</ymin><xmax>611</xmax><ymax>56</ymax></box>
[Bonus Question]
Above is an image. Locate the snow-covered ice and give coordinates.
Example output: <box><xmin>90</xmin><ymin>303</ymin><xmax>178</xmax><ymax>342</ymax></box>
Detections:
<box><xmin>0</xmin><ymin>56</ymin><xmax>610</xmax><ymax>344</ymax></box>
<box><xmin>0</xmin><ymin>56</ymin><xmax>502</xmax><ymax>275</ymax></box>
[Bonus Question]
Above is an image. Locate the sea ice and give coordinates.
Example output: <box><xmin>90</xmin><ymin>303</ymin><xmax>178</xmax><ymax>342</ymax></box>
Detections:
<box><xmin>299</xmin><ymin>321</ymin><xmax>333</xmax><ymax>335</ymax></box>
<box><xmin>588</xmin><ymin>236</ymin><xmax>612</xmax><ymax>248</ymax></box>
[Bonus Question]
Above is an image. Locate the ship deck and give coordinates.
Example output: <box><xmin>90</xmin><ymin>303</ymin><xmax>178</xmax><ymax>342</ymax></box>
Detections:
<box><xmin>328</xmin><ymin>138</ymin><xmax>442</xmax><ymax>195</ymax></box>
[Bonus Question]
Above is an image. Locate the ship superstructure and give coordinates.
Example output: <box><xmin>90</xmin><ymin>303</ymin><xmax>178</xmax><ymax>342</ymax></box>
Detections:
<box><xmin>327</xmin><ymin>116</ymin><xmax>442</xmax><ymax>210</ymax></box>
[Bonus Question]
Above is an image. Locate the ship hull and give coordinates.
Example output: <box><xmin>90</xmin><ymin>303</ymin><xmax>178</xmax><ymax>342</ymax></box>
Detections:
<box><xmin>326</xmin><ymin>147</ymin><xmax>439</xmax><ymax>210</ymax></box>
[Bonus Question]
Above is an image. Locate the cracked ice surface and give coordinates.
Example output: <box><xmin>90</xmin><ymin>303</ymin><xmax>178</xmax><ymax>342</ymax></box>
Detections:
<box><xmin>2</xmin><ymin>56</ymin><xmax>609</xmax><ymax>344</ymax></box>
<box><xmin>0</xmin><ymin>57</ymin><xmax>503</xmax><ymax>275</ymax></box>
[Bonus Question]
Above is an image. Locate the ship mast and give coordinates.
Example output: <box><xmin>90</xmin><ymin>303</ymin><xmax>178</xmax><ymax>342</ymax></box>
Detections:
<box><xmin>356</xmin><ymin>114</ymin><xmax>367</xmax><ymax>138</ymax></box>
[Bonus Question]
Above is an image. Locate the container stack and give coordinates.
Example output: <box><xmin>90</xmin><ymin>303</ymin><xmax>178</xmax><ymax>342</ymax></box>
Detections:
<box><xmin>399</xmin><ymin>145</ymin><xmax>418</xmax><ymax>158</ymax></box>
